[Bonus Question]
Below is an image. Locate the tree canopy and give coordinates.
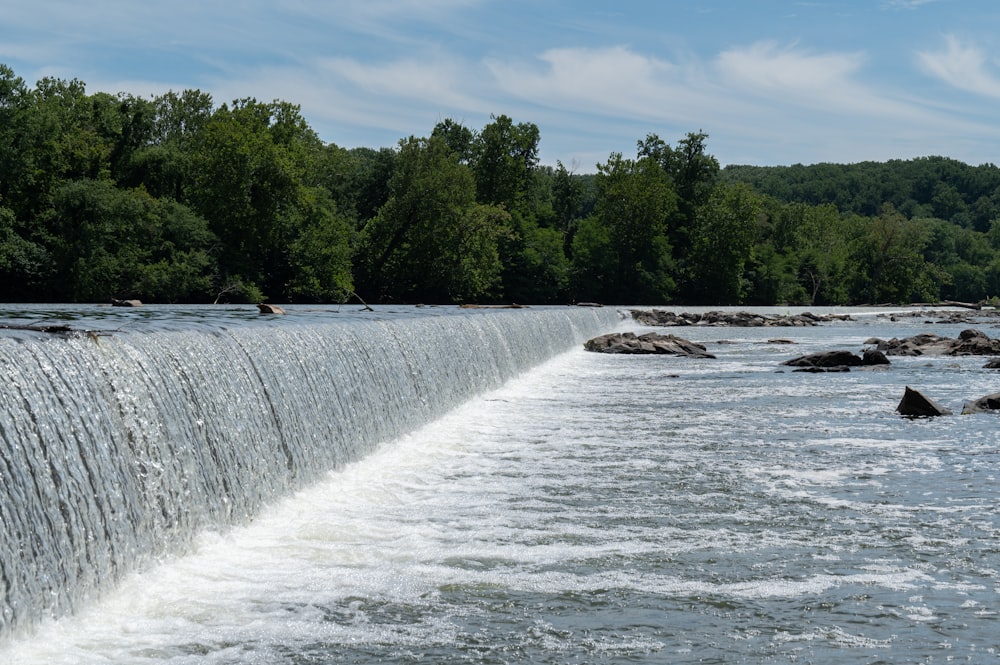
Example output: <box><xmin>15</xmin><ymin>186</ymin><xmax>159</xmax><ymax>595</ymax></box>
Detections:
<box><xmin>3</xmin><ymin>62</ymin><xmax>1000</xmax><ymax>306</ymax></box>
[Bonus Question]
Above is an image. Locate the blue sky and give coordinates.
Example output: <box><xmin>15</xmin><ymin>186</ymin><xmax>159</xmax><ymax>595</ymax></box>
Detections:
<box><xmin>2</xmin><ymin>0</ymin><xmax>999</xmax><ymax>170</ymax></box>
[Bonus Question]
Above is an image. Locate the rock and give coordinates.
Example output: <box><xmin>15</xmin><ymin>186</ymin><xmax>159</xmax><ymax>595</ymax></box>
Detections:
<box><xmin>257</xmin><ymin>303</ymin><xmax>286</xmax><ymax>315</ymax></box>
<box><xmin>962</xmin><ymin>392</ymin><xmax>1000</xmax><ymax>414</ymax></box>
<box><xmin>793</xmin><ymin>366</ymin><xmax>851</xmax><ymax>373</ymax></box>
<box><xmin>782</xmin><ymin>350</ymin><xmax>865</xmax><ymax>368</ymax></box>
<box><xmin>896</xmin><ymin>386</ymin><xmax>953</xmax><ymax>417</ymax></box>
<box><xmin>629</xmin><ymin>309</ymin><xmax>852</xmax><ymax>327</ymax></box>
<box><xmin>984</xmin><ymin>358</ymin><xmax>1000</xmax><ymax>369</ymax></box>
<box><xmin>111</xmin><ymin>298</ymin><xmax>142</xmax><ymax>307</ymax></box>
<box><xmin>584</xmin><ymin>332</ymin><xmax>716</xmax><ymax>358</ymax></box>
<box><xmin>868</xmin><ymin>328</ymin><xmax>1000</xmax><ymax>356</ymax></box>
<box><xmin>862</xmin><ymin>349</ymin><xmax>891</xmax><ymax>365</ymax></box>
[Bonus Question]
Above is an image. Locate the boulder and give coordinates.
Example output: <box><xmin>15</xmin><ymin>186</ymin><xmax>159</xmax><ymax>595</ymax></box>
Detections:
<box><xmin>868</xmin><ymin>329</ymin><xmax>1000</xmax><ymax>356</ymax></box>
<box><xmin>584</xmin><ymin>332</ymin><xmax>716</xmax><ymax>358</ymax></box>
<box><xmin>111</xmin><ymin>298</ymin><xmax>142</xmax><ymax>307</ymax></box>
<box><xmin>257</xmin><ymin>303</ymin><xmax>286</xmax><ymax>315</ymax></box>
<box><xmin>896</xmin><ymin>386</ymin><xmax>953</xmax><ymax>417</ymax></box>
<box><xmin>862</xmin><ymin>349</ymin><xmax>891</xmax><ymax>365</ymax></box>
<box><xmin>782</xmin><ymin>350</ymin><xmax>865</xmax><ymax>368</ymax></box>
<box><xmin>961</xmin><ymin>392</ymin><xmax>1000</xmax><ymax>414</ymax></box>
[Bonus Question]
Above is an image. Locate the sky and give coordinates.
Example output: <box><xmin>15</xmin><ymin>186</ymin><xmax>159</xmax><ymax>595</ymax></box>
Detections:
<box><xmin>2</xmin><ymin>0</ymin><xmax>1000</xmax><ymax>170</ymax></box>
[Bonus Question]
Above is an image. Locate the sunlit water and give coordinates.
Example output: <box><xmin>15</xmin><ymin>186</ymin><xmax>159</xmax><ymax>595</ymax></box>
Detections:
<box><xmin>4</xmin><ymin>308</ymin><xmax>1000</xmax><ymax>663</ymax></box>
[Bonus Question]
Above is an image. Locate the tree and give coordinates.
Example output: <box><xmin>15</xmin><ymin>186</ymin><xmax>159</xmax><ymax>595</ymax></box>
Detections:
<box><xmin>356</xmin><ymin>135</ymin><xmax>509</xmax><ymax>303</ymax></box>
<box><xmin>849</xmin><ymin>205</ymin><xmax>933</xmax><ymax>303</ymax></box>
<box><xmin>0</xmin><ymin>206</ymin><xmax>51</xmax><ymax>301</ymax></box>
<box><xmin>793</xmin><ymin>203</ymin><xmax>851</xmax><ymax>305</ymax></box>
<box><xmin>431</xmin><ymin>118</ymin><xmax>474</xmax><ymax>163</ymax></box>
<box><xmin>638</xmin><ymin>131</ymin><xmax>720</xmax><ymax>259</ymax></box>
<box><xmin>471</xmin><ymin>114</ymin><xmax>540</xmax><ymax>211</ymax></box>
<box><xmin>552</xmin><ymin>160</ymin><xmax>582</xmax><ymax>237</ymax></box>
<box><xmin>186</xmin><ymin>97</ymin><xmax>350</xmax><ymax>300</ymax></box>
<box><xmin>585</xmin><ymin>152</ymin><xmax>677</xmax><ymax>303</ymax></box>
<box><xmin>686</xmin><ymin>182</ymin><xmax>762</xmax><ymax>304</ymax></box>
<box><xmin>117</xmin><ymin>89</ymin><xmax>214</xmax><ymax>200</ymax></box>
<box><xmin>47</xmin><ymin>179</ymin><xmax>218</xmax><ymax>301</ymax></box>
<box><xmin>283</xmin><ymin>188</ymin><xmax>354</xmax><ymax>302</ymax></box>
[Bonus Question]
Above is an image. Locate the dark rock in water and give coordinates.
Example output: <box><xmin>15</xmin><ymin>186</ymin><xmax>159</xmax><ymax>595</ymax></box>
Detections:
<box><xmin>783</xmin><ymin>347</ymin><xmax>890</xmax><ymax>372</ymax></box>
<box><xmin>111</xmin><ymin>298</ymin><xmax>142</xmax><ymax>307</ymax></box>
<box><xmin>584</xmin><ymin>332</ymin><xmax>716</xmax><ymax>358</ymax></box>
<box><xmin>961</xmin><ymin>392</ymin><xmax>1000</xmax><ymax>414</ymax></box>
<box><xmin>868</xmin><ymin>328</ymin><xmax>1000</xmax><ymax>356</ymax></box>
<box><xmin>793</xmin><ymin>366</ymin><xmax>851</xmax><ymax>373</ymax></box>
<box><xmin>782</xmin><ymin>350</ymin><xmax>865</xmax><ymax>368</ymax></box>
<box><xmin>984</xmin><ymin>358</ymin><xmax>1000</xmax><ymax>369</ymax></box>
<box><xmin>630</xmin><ymin>309</ymin><xmax>852</xmax><ymax>327</ymax></box>
<box><xmin>257</xmin><ymin>303</ymin><xmax>287</xmax><ymax>315</ymax></box>
<box><xmin>862</xmin><ymin>349</ymin><xmax>890</xmax><ymax>365</ymax></box>
<box><xmin>896</xmin><ymin>386</ymin><xmax>953</xmax><ymax>417</ymax></box>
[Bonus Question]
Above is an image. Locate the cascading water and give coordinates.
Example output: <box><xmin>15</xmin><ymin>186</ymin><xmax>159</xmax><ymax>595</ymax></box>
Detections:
<box><xmin>0</xmin><ymin>305</ymin><xmax>621</xmax><ymax>639</ymax></box>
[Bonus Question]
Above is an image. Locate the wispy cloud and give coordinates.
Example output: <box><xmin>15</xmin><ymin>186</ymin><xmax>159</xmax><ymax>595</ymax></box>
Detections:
<box><xmin>917</xmin><ymin>35</ymin><xmax>1000</xmax><ymax>98</ymax></box>
<box><xmin>487</xmin><ymin>46</ymin><xmax>741</xmax><ymax>124</ymax></box>
<box><xmin>883</xmin><ymin>0</ymin><xmax>940</xmax><ymax>8</ymax></box>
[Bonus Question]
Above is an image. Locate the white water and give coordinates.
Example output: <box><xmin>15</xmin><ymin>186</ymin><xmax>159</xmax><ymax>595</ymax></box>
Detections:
<box><xmin>5</xmin><ymin>306</ymin><xmax>1000</xmax><ymax>663</ymax></box>
<box><xmin>0</xmin><ymin>305</ymin><xmax>620</xmax><ymax>643</ymax></box>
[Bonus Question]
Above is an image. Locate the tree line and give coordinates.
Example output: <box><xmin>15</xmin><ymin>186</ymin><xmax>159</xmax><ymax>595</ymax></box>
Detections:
<box><xmin>2</xmin><ymin>63</ymin><xmax>1000</xmax><ymax>305</ymax></box>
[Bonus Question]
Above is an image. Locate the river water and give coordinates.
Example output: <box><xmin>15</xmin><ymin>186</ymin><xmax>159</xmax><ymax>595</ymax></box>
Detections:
<box><xmin>3</xmin><ymin>307</ymin><xmax>1000</xmax><ymax>663</ymax></box>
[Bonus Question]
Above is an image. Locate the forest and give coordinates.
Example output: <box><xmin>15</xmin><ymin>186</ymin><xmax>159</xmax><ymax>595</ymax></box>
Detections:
<box><xmin>3</xmin><ymin>63</ymin><xmax>1000</xmax><ymax>306</ymax></box>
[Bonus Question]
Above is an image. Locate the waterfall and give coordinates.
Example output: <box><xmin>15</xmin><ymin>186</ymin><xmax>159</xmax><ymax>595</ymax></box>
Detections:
<box><xmin>0</xmin><ymin>306</ymin><xmax>619</xmax><ymax>639</ymax></box>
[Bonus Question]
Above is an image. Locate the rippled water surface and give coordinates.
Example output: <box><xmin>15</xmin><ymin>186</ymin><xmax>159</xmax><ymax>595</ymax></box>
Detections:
<box><xmin>5</xmin><ymin>308</ymin><xmax>1000</xmax><ymax>664</ymax></box>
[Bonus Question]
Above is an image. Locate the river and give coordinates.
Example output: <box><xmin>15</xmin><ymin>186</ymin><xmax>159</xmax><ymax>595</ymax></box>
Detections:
<box><xmin>2</xmin><ymin>306</ymin><xmax>999</xmax><ymax>663</ymax></box>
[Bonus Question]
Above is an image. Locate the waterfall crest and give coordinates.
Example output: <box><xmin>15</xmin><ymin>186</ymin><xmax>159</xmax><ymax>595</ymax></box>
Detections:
<box><xmin>0</xmin><ymin>306</ymin><xmax>618</xmax><ymax>637</ymax></box>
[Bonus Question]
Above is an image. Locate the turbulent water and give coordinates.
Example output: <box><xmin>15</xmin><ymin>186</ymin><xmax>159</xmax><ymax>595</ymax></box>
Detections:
<box><xmin>3</xmin><ymin>305</ymin><xmax>1000</xmax><ymax>663</ymax></box>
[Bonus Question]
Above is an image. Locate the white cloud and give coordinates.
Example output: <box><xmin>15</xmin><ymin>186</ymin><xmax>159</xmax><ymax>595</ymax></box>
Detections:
<box><xmin>318</xmin><ymin>55</ymin><xmax>483</xmax><ymax>112</ymax></box>
<box><xmin>917</xmin><ymin>35</ymin><xmax>1000</xmax><ymax>99</ymax></box>
<box><xmin>715</xmin><ymin>41</ymin><xmax>865</xmax><ymax>94</ymax></box>
<box><xmin>486</xmin><ymin>45</ymin><xmax>744</xmax><ymax>124</ymax></box>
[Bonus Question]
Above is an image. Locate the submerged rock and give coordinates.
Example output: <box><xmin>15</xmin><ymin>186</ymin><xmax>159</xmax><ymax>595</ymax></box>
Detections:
<box><xmin>961</xmin><ymin>392</ymin><xmax>1000</xmax><ymax>414</ymax></box>
<box><xmin>584</xmin><ymin>332</ymin><xmax>716</xmax><ymax>358</ymax></box>
<box><xmin>896</xmin><ymin>386</ymin><xmax>953</xmax><ymax>417</ymax></box>
<box><xmin>257</xmin><ymin>303</ymin><xmax>287</xmax><ymax>315</ymax></box>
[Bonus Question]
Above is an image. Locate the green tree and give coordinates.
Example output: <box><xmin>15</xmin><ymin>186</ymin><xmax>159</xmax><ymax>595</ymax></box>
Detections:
<box><xmin>587</xmin><ymin>152</ymin><xmax>677</xmax><ymax>303</ymax></box>
<box><xmin>849</xmin><ymin>205</ymin><xmax>933</xmax><ymax>303</ymax></box>
<box><xmin>471</xmin><ymin>114</ymin><xmax>540</xmax><ymax>211</ymax></box>
<box><xmin>356</xmin><ymin>135</ymin><xmax>509</xmax><ymax>303</ymax></box>
<box><xmin>48</xmin><ymin>179</ymin><xmax>217</xmax><ymax>301</ymax></box>
<box><xmin>687</xmin><ymin>182</ymin><xmax>762</xmax><ymax>304</ymax></box>
<box><xmin>793</xmin><ymin>203</ymin><xmax>851</xmax><ymax>305</ymax></box>
<box><xmin>118</xmin><ymin>89</ymin><xmax>214</xmax><ymax>200</ymax></box>
<box><xmin>187</xmin><ymin>97</ymin><xmax>351</xmax><ymax>300</ymax></box>
<box><xmin>638</xmin><ymin>130</ymin><xmax>720</xmax><ymax>258</ymax></box>
<box><xmin>0</xmin><ymin>206</ymin><xmax>52</xmax><ymax>300</ymax></box>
